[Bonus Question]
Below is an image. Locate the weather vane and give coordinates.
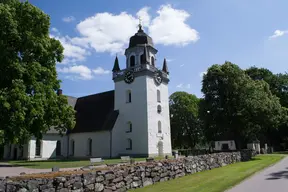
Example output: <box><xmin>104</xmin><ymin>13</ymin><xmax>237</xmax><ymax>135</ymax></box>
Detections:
<box><xmin>138</xmin><ymin>16</ymin><xmax>142</xmax><ymax>26</ymax></box>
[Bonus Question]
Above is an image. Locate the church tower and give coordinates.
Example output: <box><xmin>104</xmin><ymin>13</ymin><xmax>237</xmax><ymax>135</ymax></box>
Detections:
<box><xmin>111</xmin><ymin>23</ymin><xmax>172</xmax><ymax>157</ymax></box>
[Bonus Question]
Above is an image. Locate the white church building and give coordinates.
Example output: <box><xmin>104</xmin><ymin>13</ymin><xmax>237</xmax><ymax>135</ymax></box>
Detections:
<box><xmin>2</xmin><ymin>24</ymin><xmax>172</xmax><ymax>160</ymax></box>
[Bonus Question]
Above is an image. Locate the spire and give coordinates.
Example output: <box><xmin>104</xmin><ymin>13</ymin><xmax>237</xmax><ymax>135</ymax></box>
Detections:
<box><xmin>162</xmin><ymin>58</ymin><xmax>169</xmax><ymax>74</ymax></box>
<box><xmin>112</xmin><ymin>55</ymin><xmax>120</xmax><ymax>72</ymax></box>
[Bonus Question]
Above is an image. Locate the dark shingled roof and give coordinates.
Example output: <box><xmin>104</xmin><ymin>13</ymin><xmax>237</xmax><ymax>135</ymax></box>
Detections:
<box><xmin>129</xmin><ymin>26</ymin><xmax>154</xmax><ymax>48</ymax></box>
<box><xmin>69</xmin><ymin>90</ymin><xmax>117</xmax><ymax>134</ymax></box>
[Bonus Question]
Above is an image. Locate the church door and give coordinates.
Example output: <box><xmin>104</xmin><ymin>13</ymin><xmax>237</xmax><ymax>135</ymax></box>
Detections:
<box><xmin>158</xmin><ymin>141</ymin><xmax>164</xmax><ymax>157</ymax></box>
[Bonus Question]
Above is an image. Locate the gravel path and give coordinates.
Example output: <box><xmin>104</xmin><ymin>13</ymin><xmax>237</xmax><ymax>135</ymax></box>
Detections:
<box><xmin>226</xmin><ymin>156</ymin><xmax>288</xmax><ymax>192</ymax></box>
<box><xmin>0</xmin><ymin>163</ymin><xmax>82</xmax><ymax>177</ymax></box>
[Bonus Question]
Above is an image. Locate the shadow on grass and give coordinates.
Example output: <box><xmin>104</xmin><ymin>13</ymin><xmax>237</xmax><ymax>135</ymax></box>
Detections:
<box><xmin>0</xmin><ymin>163</ymin><xmax>38</xmax><ymax>167</ymax></box>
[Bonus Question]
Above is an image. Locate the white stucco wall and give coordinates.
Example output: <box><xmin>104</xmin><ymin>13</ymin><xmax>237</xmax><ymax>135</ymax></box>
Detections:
<box><xmin>146</xmin><ymin>77</ymin><xmax>172</xmax><ymax>156</ymax></box>
<box><xmin>112</xmin><ymin>65</ymin><xmax>172</xmax><ymax>157</ymax></box>
<box><xmin>214</xmin><ymin>140</ymin><xmax>236</xmax><ymax>151</ymax></box>
<box><xmin>68</xmin><ymin>132</ymin><xmax>111</xmax><ymax>158</ymax></box>
<box><xmin>112</xmin><ymin>75</ymin><xmax>149</xmax><ymax>157</ymax></box>
<box><xmin>28</xmin><ymin>134</ymin><xmax>67</xmax><ymax>160</ymax></box>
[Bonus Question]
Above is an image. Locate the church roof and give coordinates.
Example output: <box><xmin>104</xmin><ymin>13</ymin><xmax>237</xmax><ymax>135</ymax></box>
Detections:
<box><xmin>69</xmin><ymin>90</ymin><xmax>117</xmax><ymax>134</ymax></box>
<box><xmin>128</xmin><ymin>25</ymin><xmax>154</xmax><ymax>48</ymax></box>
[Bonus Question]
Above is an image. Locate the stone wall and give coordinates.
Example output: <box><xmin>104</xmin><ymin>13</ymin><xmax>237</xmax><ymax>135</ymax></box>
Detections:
<box><xmin>0</xmin><ymin>151</ymin><xmax>253</xmax><ymax>192</ymax></box>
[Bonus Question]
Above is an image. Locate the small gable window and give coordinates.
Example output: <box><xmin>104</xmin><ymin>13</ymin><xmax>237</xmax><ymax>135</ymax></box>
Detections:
<box><xmin>126</xmin><ymin>139</ymin><xmax>132</xmax><ymax>150</ymax></box>
<box><xmin>126</xmin><ymin>122</ymin><xmax>132</xmax><ymax>133</ymax></box>
<box><xmin>158</xmin><ymin>121</ymin><xmax>162</xmax><ymax>134</ymax></box>
<box><xmin>157</xmin><ymin>90</ymin><xmax>161</xmax><ymax>102</ymax></box>
<box><xmin>130</xmin><ymin>55</ymin><xmax>135</xmax><ymax>67</ymax></box>
<box><xmin>126</xmin><ymin>90</ymin><xmax>132</xmax><ymax>103</ymax></box>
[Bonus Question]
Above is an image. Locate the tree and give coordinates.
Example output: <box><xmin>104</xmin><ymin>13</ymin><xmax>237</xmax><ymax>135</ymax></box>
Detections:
<box><xmin>0</xmin><ymin>0</ymin><xmax>75</xmax><ymax>145</ymax></box>
<box><xmin>200</xmin><ymin>61</ymin><xmax>283</xmax><ymax>149</ymax></box>
<box><xmin>169</xmin><ymin>91</ymin><xmax>203</xmax><ymax>149</ymax></box>
<box><xmin>245</xmin><ymin>67</ymin><xmax>288</xmax><ymax>107</ymax></box>
<box><xmin>245</xmin><ymin>67</ymin><xmax>288</xmax><ymax>149</ymax></box>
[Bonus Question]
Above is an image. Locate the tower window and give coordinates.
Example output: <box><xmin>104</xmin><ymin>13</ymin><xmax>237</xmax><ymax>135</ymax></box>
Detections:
<box><xmin>157</xmin><ymin>90</ymin><xmax>161</xmax><ymax>102</ymax></box>
<box><xmin>130</xmin><ymin>55</ymin><xmax>135</xmax><ymax>67</ymax></box>
<box><xmin>151</xmin><ymin>56</ymin><xmax>155</xmax><ymax>66</ymax></box>
<box><xmin>140</xmin><ymin>54</ymin><xmax>145</xmax><ymax>64</ymax></box>
<box><xmin>126</xmin><ymin>90</ymin><xmax>132</xmax><ymax>103</ymax></box>
<box><xmin>126</xmin><ymin>139</ymin><xmax>132</xmax><ymax>150</ymax></box>
<box><xmin>35</xmin><ymin>139</ymin><xmax>41</xmax><ymax>156</ymax></box>
<box><xmin>87</xmin><ymin>138</ymin><xmax>92</xmax><ymax>156</ymax></box>
<box><xmin>158</xmin><ymin>121</ymin><xmax>162</xmax><ymax>134</ymax></box>
<box><xmin>126</xmin><ymin>122</ymin><xmax>132</xmax><ymax>133</ymax></box>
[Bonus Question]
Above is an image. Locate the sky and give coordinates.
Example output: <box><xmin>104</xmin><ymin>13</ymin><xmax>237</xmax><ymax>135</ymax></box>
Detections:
<box><xmin>29</xmin><ymin>0</ymin><xmax>288</xmax><ymax>98</ymax></box>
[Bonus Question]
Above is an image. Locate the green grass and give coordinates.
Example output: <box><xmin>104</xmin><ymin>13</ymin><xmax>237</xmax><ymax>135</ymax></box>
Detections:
<box><xmin>8</xmin><ymin>158</ymin><xmax>147</xmax><ymax>169</ymax></box>
<box><xmin>131</xmin><ymin>154</ymin><xmax>285</xmax><ymax>192</ymax></box>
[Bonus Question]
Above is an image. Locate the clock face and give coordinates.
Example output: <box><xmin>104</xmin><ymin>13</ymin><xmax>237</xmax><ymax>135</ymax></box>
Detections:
<box><xmin>124</xmin><ymin>70</ymin><xmax>135</xmax><ymax>84</ymax></box>
<box><xmin>154</xmin><ymin>71</ymin><xmax>163</xmax><ymax>85</ymax></box>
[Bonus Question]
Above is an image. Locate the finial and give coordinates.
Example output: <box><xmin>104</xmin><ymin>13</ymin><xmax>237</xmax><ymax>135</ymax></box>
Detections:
<box><xmin>138</xmin><ymin>16</ymin><xmax>143</xmax><ymax>32</ymax></box>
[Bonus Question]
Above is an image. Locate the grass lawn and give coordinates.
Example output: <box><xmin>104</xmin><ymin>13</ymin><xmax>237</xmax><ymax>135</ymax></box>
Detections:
<box><xmin>131</xmin><ymin>154</ymin><xmax>285</xmax><ymax>192</ymax></box>
<box><xmin>8</xmin><ymin>158</ymin><xmax>147</xmax><ymax>169</ymax></box>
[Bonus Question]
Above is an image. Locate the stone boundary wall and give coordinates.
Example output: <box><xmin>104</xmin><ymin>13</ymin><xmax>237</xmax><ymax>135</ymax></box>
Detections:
<box><xmin>0</xmin><ymin>150</ymin><xmax>254</xmax><ymax>192</ymax></box>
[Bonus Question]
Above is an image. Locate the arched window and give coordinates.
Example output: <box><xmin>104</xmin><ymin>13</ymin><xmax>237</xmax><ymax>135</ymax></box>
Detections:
<box><xmin>130</xmin><ymin>55</ymin><xmax>135</xmax><ymax>67</ymax></box>
<box><xmin>158</xmin><ymin>121</ymin><xmax>162</xmax><ymax>133</ymax></box>
<box><xmin>35</xmin><ymin>139</ymin><xmax>41</xmax><ymax>156</ymax></box>
<box><xmin>157</xmin><ymin>90</ymin><xmax>161</xmax><ymax>102</ymax></box>
<box><xmin>87</xmin><ymin>138</ymin><xmax>92</xmax><ymax>156</ymax></box>
<box><xmin>56</xmin><ymin>140</ymin><xmax>61</xmax><ymax>156</ymax></box>
<box><xmin>126</xmin><ymin>90</ymin><xmax>132</xmax><ymax>103</ymax></box>
<box><xmin>70</xmin><ymin>140</ymin><xmax>75</xmax><ymax>156</ymax></box>
<box><xmin>126</xmin><ymin>121</ymin><xmax>132</xmax><ymax>133</ymax></box>
<box><xmin>126</xmin><ymin>139</ymin><xmax>132</xmax><ymax>150</ymax></box>
<box><xmin>151</xmin><ymin>56</ymin><xmax>155</xmax><ymax>66</ymax></box>
<box><xmin>140</xmin><ymin>54</ymin><xmax>145</xmax><ymax>64</ymax></box>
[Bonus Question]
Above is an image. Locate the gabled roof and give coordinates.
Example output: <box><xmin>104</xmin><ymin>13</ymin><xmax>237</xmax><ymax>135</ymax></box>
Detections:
<box><xmin>69</xmin><ymin>90</ymin><xmax>117</xmax><ymax>134</ymax></box>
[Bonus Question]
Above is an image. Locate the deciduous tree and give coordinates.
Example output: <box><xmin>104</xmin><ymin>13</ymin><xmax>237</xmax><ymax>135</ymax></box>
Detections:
<box><xmin>0</xmin><ymin>0</ymin><xmax>75</xmax><ymax>144</ymax></box>
<box><xmin>169</xmin><ymin>91</ymin><xmax>203</xmax><ymax>149</ymax></box>
<box><xmin>200</xmin><ymin>61</ymin><xmax>283</xmax><ymax>149</ymax></box>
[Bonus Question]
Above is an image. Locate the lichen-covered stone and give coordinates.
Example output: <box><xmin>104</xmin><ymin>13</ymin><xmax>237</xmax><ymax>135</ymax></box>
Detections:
<box><xmin>0</xmin><ymin>151</ymin><xmax>253</xmax><ymax>192</ymax></box>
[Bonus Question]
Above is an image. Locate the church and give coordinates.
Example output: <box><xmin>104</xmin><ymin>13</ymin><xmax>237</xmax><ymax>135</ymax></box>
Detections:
<box><xmin>2</xmin><ymin>24</ymin><xmax>172</xmax><ymax>160</ymax></box>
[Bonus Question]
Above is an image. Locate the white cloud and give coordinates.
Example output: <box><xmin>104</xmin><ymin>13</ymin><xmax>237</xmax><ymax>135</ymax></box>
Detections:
<box><xmin>93</xmin><ymin>67</ymin><xmax>110</xmax><ymax>75</ymax></box>
<box><xmin>63</xmin><ymin>16</ymin><xmax>75</xmax><ymax>23</ymax></box>
<box><xmin>57</xmin><ymin>65</ymin><xmax>93</xmax><ymax>80</ymax></box>
<box><xmin>176</xmin><ymin>83</ymin><xmax>191</xmax><ymax>89</ymax></box>
<box><xmin>136</xmin><ymin>7</ymin><xmax>151</xmax><ymax>27</ymax></box>
<box><xmin>50</xmin><ymin>34</ymin><xmax>91</xmax><ymax>64</ymax></box>
<box><xmin>149</xmin><ymin>4</ymin><xmax>199</xmax><ymax>46</ymax></box>
<box><xmin>269</xmin><ymin>30</ymin><xmax>288</xmax><ymax>39</ymax></box>
<box><xmin>199</xmin><ymin>71</ymin><xmax>207</xmax><ymax>78</ymax></box>
<box><xmin>51</xmin><ymin>27</ymin><xmax>59</xmax><ymax>33</ymax></box>
<box><xmin>57</xmin><ymin>65</ymin><xmax>110</xmax><ymax>80</ymax></box>
<box><xmin>66</xmin><ymin>4</ymin><xmax>198</xmax><ymax>54</ymax></box>
<box><xmin>180</xmin><ymin>64</ymin><xmax>185</xmax><ymax>67</ymax></box>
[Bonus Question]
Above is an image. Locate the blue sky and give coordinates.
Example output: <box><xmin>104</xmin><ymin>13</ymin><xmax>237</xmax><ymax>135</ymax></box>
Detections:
<box><xmin>30</xmin><ymin>0</ymin><xmax>288</xmax><ymax>98</ymax></box>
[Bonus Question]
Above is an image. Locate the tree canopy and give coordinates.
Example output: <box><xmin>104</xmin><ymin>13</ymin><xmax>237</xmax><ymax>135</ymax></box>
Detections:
<box><xmin>0</xmin><ymin>0</ymin><xmax>75</xmax><ymax>144</ymax></box>
<box><xmin>169</xmin><ymin>91</ymin><xmax>203</xmax><ymax>149</ymax></box>
<box><xmin>200</xmin><ymin>61</ymin><xmax>283</xmax><ymax>149</ymax></box>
